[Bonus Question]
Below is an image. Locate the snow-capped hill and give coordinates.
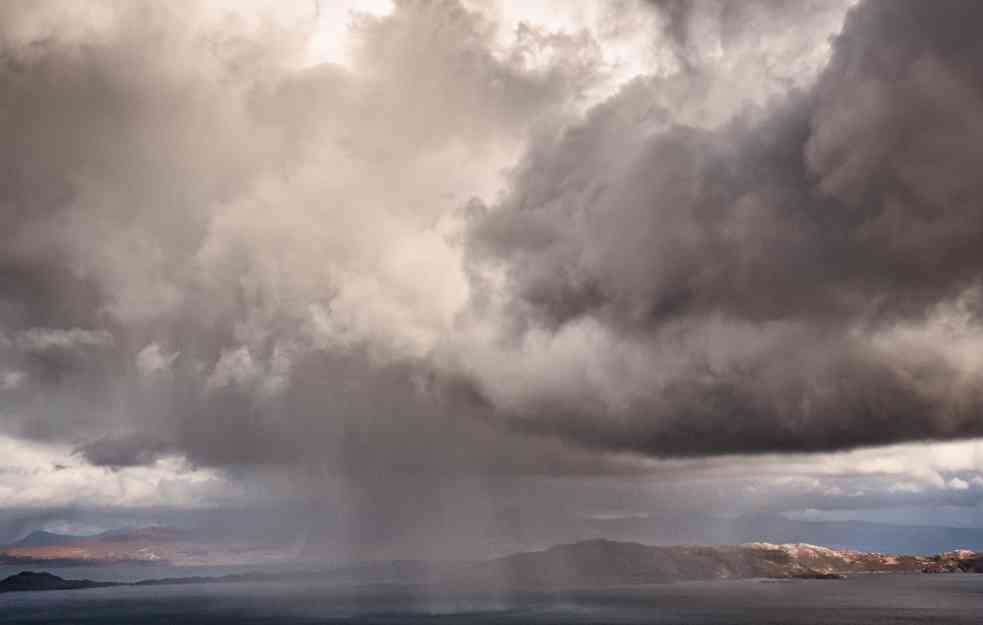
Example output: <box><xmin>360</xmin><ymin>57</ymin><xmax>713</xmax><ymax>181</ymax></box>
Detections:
<box><xmin>743</xmin><ymin>542</ymin><xmax>854</xmax><ymax>557</ymax></box>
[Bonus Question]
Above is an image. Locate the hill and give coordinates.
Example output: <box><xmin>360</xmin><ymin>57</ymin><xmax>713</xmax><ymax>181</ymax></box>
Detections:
<box><xmin>1</xmin><ymin>526</ymin><xmax>289</xmax><ymax>567</ymax></box>
<box><xmin>1</xmin><ymin>540</ymin><xmax>980</xmax><ymax>595</ymax></box>
<box><xmin>453</xmin><ymin>540</ymin><xmax>927</xmax><ymax>589</ymax></box>
<box><xmin>0</xmin><ymin>571</ymin><xmax>119</xmax><ymax>593</ymax></box>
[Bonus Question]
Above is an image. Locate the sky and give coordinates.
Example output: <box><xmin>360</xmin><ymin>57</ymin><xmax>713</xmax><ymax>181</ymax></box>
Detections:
<box><xmin>1</xmin><ymin>0</ymin><xmax>983</xmax><ymax>560</ymax></box>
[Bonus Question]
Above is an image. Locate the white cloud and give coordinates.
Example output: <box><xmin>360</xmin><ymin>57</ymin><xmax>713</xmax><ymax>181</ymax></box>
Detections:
<box><xmin>948</xmin><ymin>477</ymin><xmax>970</xmax><ymax>491</ymax></box>
<box><xmin>136</xmin><ymin>343</ymin><xmax>180</xmax><ymax>376</ymax></box>
<box><xmin>0</xmin><ymin>370</ymin><xmax>25</xmax><ymax>390</ymax></box>
<box><xmin>206</xmin><ymin>346</ymin><xmax>262</xmax><ymax>390</ymax></box>
<box><xmin>0</xmin><ymin>434</ymin><xmax>235</xmax><ymax>509</ymax></box>
<box><xmin>15</xmin><ymin>328</ymin><xmax>114</xmax><ymax>352</ymax></box>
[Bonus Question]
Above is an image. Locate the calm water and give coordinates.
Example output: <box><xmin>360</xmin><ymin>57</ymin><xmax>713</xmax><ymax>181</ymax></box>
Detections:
<box><xmin>0</xmin><ymin>563</ymin><xmax>298</xmax><ymax>583</ymax></box>
<box><xmin>0</xmin><ymin>574</ymin><xmax>980</xmax><ymax>624</ymax></box>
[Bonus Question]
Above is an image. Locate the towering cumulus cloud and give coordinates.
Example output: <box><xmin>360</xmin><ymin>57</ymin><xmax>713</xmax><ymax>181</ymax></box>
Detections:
<box><xmin>465</xmin><ymin>0</ymin><xmax>983</xmax><ymax>456</ymax></box>
<box><xmin>0</xmin><ymin>0</ymin><xmax>599</xmax><ymax>471</ymax></box>
<box><xmin>1</xmin><ymin>0</ymin><xmax>983</xmax><ymax>554</ymax></box>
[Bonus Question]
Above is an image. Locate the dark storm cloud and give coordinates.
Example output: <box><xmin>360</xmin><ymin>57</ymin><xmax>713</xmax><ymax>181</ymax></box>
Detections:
<box><xmin>0</xmin><ymin>0</ymin><xmax>625</xmax><ymax>489</ymax></box>
<box><xmin>465</xmin><ymin>0</ymin><xmax>983</xmax><ymax>456</ymax></box>
<box><xmin>1</xmin><ymin>0</ymin><xmax>981</xmax><ymax>505</ymax></box>
<box><xmin>640</xmin><ymin>0</ymin><xmax>848</xmax><ymax>75</ymax></box>
<box><xmin>74</xmin><ymin>433</ymin><xmax>170</xmax><ymax>468</ymax></box>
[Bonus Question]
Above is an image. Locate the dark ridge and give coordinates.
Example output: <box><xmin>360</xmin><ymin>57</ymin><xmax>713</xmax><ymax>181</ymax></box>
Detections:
<box><xmin>0</xmin><ymin>571</ymin><xmax>120</xmax><ymax>593</ymax></box>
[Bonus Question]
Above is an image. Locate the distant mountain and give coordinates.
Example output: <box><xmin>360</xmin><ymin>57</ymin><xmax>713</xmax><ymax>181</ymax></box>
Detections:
<box><xmin>724</xmin><ymin>516</ymin><xmax>983</xmax><ymax>555</ymax></box>
<box><xmin>454</xmin><ymin>540</ymin><xmax>939</xmax><ymax>589</ymax></box>
<box><xmin>95</xmin><ymin>526</ymin><xmax>189</xmax><ymax>544</ymax></box>
<box><xmin>581</xmin><ymin>513</ymin><xmax>983</xmax><ymax>555</ymax></box>
<box><xmin>9</xmin><ymin>531</ymin><xmax>87</xmax><ymax>549</ymax></box>
<box><xmin>1</xmin><ymin>526</ymin><xmax>291</xmax><ymax>567</ymax></box>
<box><xmin>1</xmin><ymin>540</ymin><xmax>980</xmax><ymax>595</ymax></box>
<box><xmin>7</xmin><ymin>527</ymin><xmax>189</xmax><ymax>548</ymax></box>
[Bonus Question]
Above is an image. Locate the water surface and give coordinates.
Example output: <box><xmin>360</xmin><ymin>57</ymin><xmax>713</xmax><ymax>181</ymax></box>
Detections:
<box><xmin>1</xmin><ymin>573</ymin><xmax>980</xmax><ymax>624</ymax></box>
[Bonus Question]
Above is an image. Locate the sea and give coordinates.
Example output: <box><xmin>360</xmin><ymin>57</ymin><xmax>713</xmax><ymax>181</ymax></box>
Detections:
<box><xmin>0</xmin><ymin>573</ymin><xmax>980</xmax><ymax>624</ymax></box>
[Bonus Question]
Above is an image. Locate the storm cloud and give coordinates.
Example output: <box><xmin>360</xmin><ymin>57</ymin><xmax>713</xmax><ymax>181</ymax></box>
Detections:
<box><xmin>1</xmin><ymin>0</ymin><xmax>983</xmax><ymax>556</ymax></box>
<box><xmin>464</xmin><ymin>0</ymin><xmax>983</xmax><ymax>457</ymax></box>
<box><xmin>0</xmin><ymin>0</ymin><xmax>609</xmax><ymax>475</ymax></box>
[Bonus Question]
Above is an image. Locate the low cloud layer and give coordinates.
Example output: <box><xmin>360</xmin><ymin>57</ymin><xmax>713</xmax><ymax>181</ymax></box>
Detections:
<box><xmin>2</xmin><ymin>0</ymin><xmax>983</xmax><ymax>555</ymax></box>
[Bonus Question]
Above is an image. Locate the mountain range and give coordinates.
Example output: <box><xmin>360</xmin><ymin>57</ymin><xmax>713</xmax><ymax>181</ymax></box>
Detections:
<box><xmin>6</xmin><ymin>517</ymin><xmax>983</xmax><ymax>568</ymax></box>
<box><xmin>0</xmin><ymin>526</ymin><xmax>292</xmax><ymax>567</ymax></box>
<box><xmin>2</xmin><ymin>539</ymin><xmax>981</xmax><ymax>595</ymax></box>
<box><xmin>451</xmin><ymin>540</ymin><xmax>983</xmax><ymax>589</ymax></box>
<box><xmin>580</xmin><ymin>514</ymin><xmax>983</xmax><ymax>555</ymax></box>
